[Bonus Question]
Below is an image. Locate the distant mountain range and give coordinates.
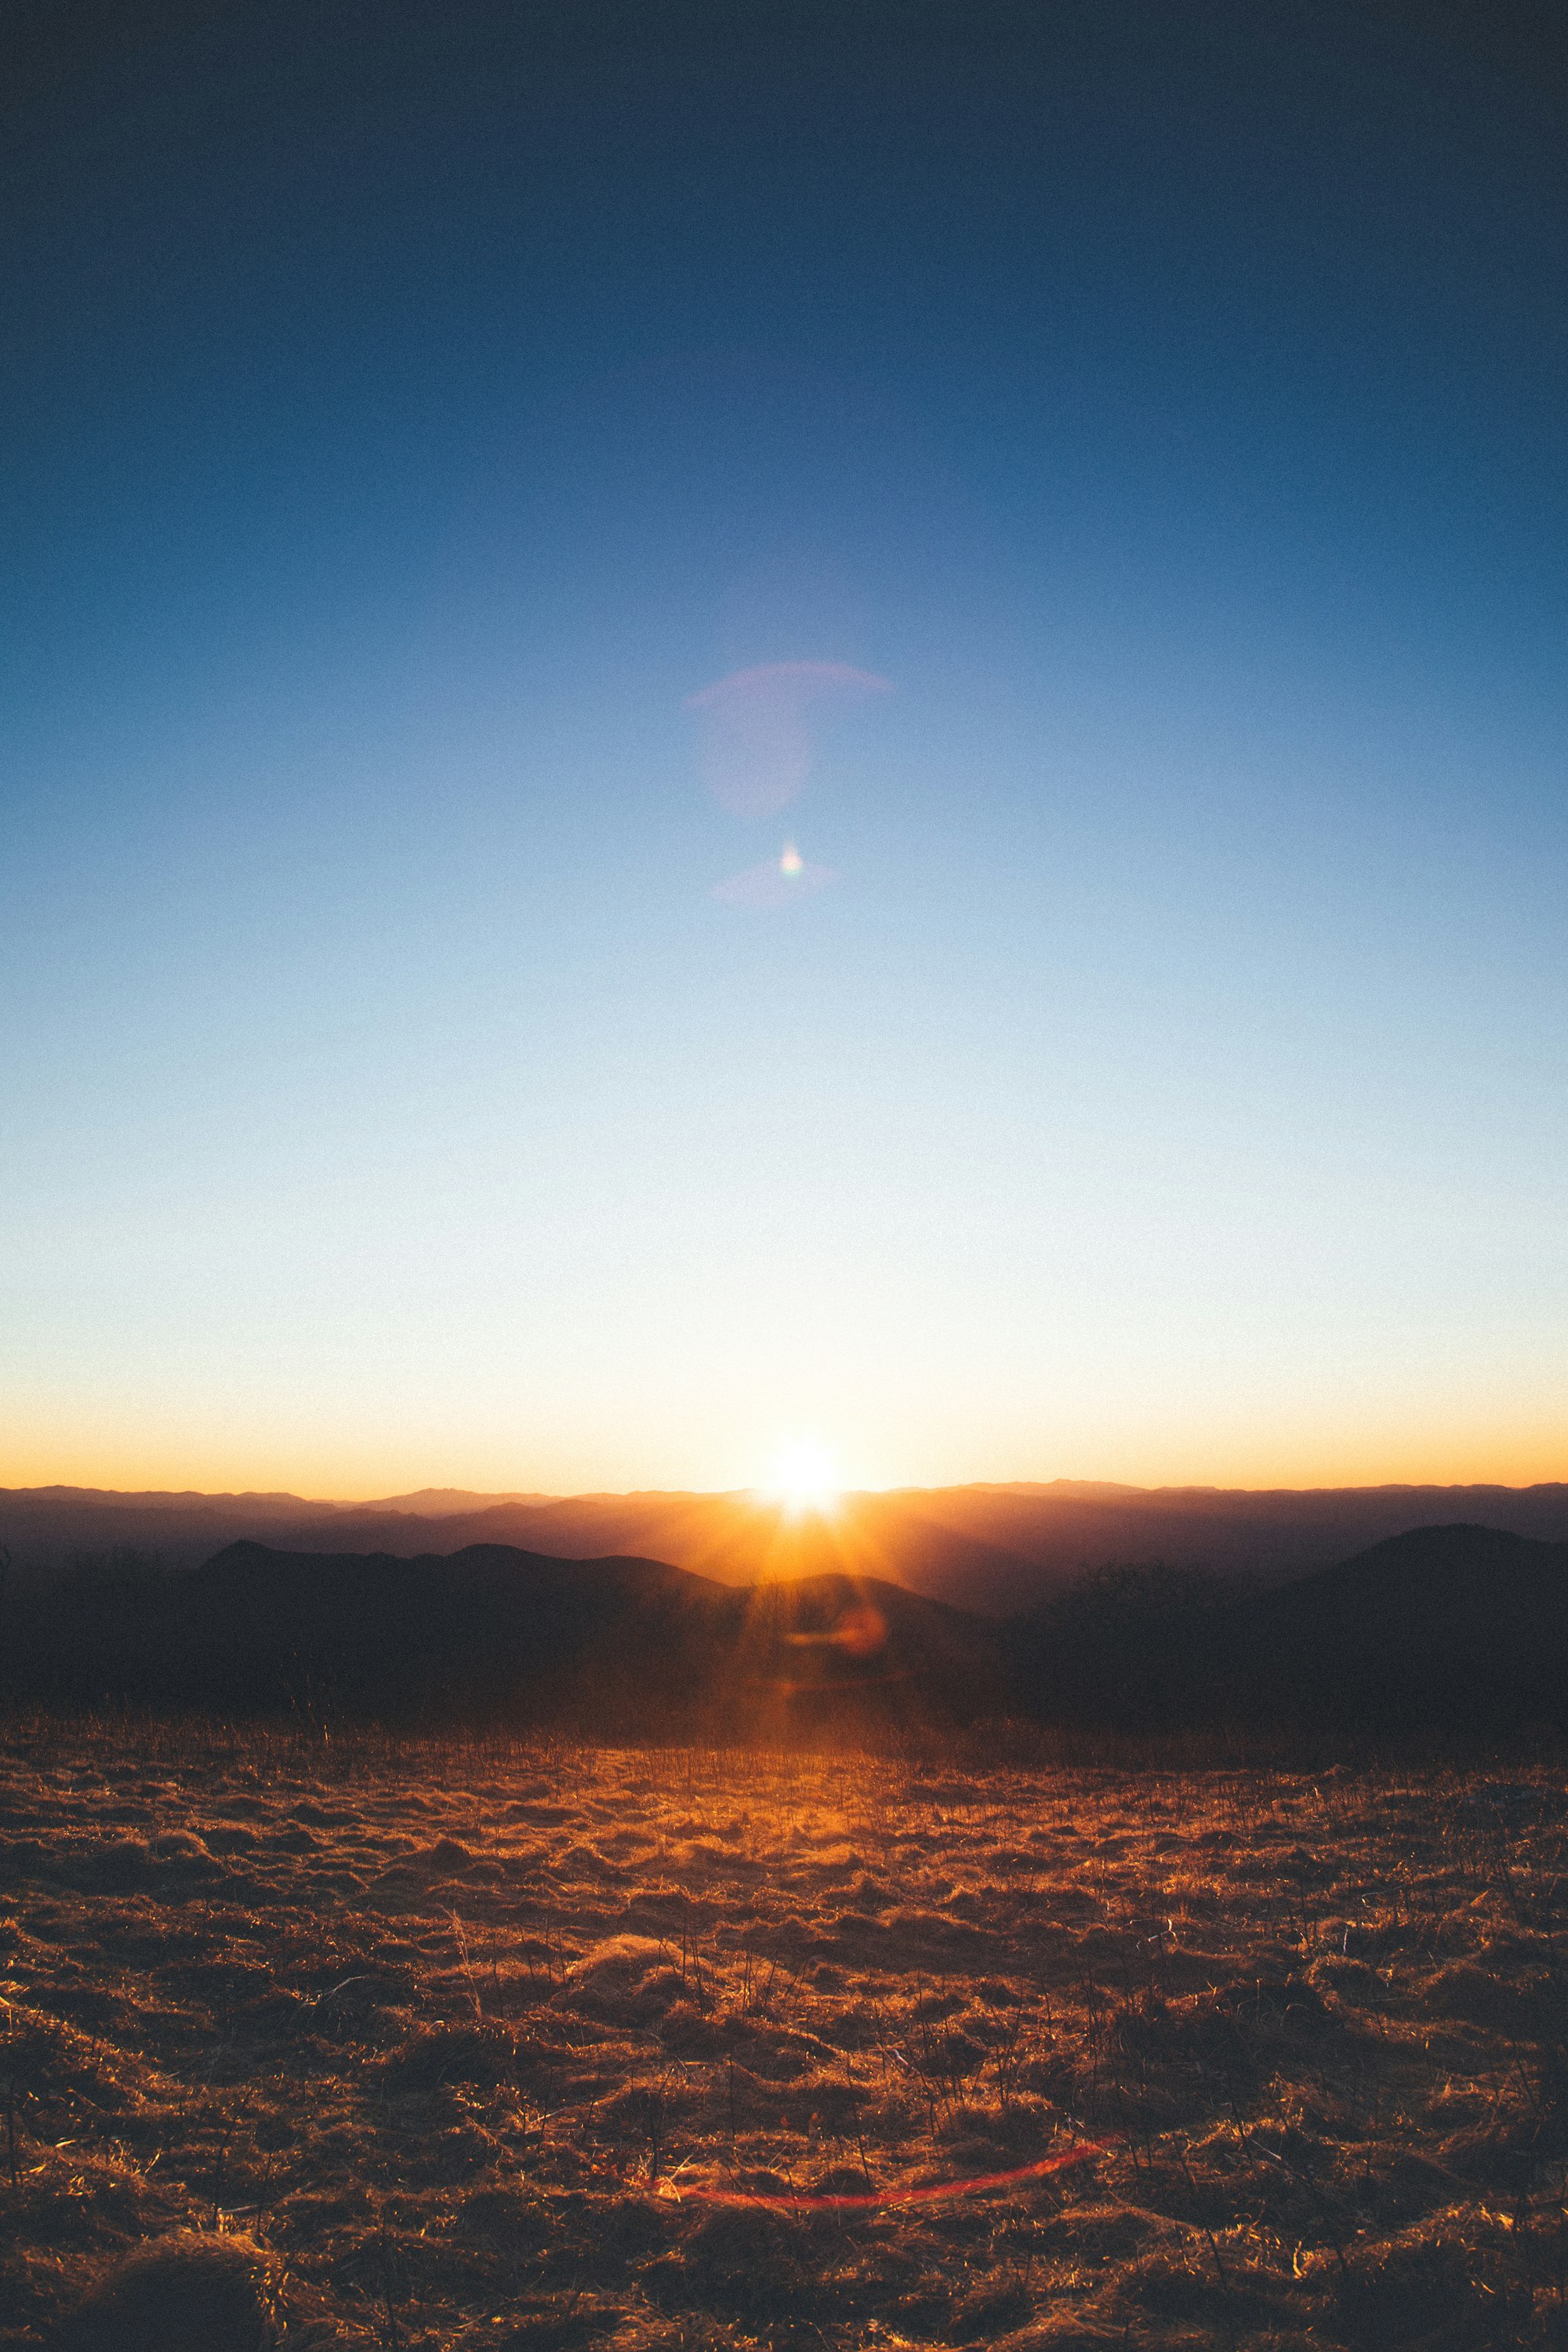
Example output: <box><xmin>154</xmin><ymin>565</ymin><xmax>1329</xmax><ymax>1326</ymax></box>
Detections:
<box><xmin>5</xmin><ymin>1478</ymin><xmax>1568</xmax><ymax>1613</ymax></box>
<box><xmin>5</xmin><ymin>1521</ymin><xmax>1568</xmax><ymax>1733</ymax></box>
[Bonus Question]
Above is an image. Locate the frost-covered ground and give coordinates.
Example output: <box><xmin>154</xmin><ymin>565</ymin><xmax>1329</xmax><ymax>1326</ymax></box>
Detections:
<box><xmin>3</xmin><ymin>1721</ymin><xmax>1567</xmax><ymax>2348</ymax></box>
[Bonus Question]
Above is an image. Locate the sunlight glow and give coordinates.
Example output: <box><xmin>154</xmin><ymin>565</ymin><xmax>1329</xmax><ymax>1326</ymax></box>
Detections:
<box><xmin>765</xmin><ymin>1436</ymin><xmax>840</xmax><ymax>1514</ymax></box>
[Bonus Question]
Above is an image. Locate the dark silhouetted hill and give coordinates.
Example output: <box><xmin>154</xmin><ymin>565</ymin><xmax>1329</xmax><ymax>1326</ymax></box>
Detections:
<box><xmin>1215</xmin><ymin>1523</ymin><xmax>1568</xmax><ymax>1728</ymax></box>
<box><xmin>9</xmin><ymin>1519</ymin><xmax>1568</xmax><ymax>1737</ymax></box>
<box><xmin>1009</xmin><ymin>1524</ymin><xmax>1568</xmax><ymax>1732</ymax></box>
<box><xmin>3</xmin><ymin>1540</ymin><xmax>1001</xmax><ymax>1734</ymax></box>
<box><xmin>7</xmin><ymin>1479</ymin><xmax>1568</xmax><ymax>1612</ymax></box>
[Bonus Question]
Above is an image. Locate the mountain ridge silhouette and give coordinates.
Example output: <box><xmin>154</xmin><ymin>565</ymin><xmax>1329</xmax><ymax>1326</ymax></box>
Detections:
<box><xmin>7</xmin><ymin>1479</ymin><xmax>1568</xmax><ymax>1613</ymax></box>
<box><xmin>7</xmin><ymin>1538</ymin><xmax>1001</xmax><ymax>1732</ymax></box>
<box><xmin>7</xmin><ymin>1521</ymin><xmax>1568</xmax><ymax>1734</ymax></box>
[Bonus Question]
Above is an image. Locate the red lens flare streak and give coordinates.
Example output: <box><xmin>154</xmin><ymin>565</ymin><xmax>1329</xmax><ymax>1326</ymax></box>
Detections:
<box><xmin>658</xmin><ymin>2138</ymin><xmax>1110</xmax><ymax>2212</ymax></box>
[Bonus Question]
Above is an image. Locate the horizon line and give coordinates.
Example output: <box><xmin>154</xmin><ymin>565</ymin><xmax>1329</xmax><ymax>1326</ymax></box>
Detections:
<box><xmin>4</xmin><ymin>1473</ymin><xmax>1567</xmax><ymax>1511</ymax></box>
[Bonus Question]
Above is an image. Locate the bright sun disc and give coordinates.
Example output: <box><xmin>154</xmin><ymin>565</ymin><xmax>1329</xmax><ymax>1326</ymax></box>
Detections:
<box><xmin>767</xmin><ymin>1437</ymin><xmax>840</xmax><ymax>1513</ymax></box>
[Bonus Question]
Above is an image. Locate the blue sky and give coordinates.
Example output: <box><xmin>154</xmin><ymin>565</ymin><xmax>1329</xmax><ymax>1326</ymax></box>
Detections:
<box><xmin>2</xmin><ymin>1</ymin><xmax>1565</xmax><ymax>1494</ymax></box>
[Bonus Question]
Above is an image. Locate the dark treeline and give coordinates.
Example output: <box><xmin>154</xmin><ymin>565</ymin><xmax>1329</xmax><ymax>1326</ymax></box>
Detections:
<box><xmin>4</xmin><ymin>1524</ymin><xmax>1566</xmax><ymax>1740</ymax></box>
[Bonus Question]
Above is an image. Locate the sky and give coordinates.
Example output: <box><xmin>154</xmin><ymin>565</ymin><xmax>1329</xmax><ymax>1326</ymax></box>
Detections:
<box><xmin>2</xmin><ymin>0</ymin><xmax>1566</xmax><ymax>1498</ymax></box>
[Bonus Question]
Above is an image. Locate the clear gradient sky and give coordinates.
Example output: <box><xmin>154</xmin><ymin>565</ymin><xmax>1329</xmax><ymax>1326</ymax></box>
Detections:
<box><xmin>3</xmin><ymin>2</ymin><xmax>1566</xmax><ymax>1497</ymax></box>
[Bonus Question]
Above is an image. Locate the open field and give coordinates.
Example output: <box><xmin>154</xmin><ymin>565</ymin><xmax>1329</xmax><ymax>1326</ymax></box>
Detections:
<box><xmin>4</xmin><ymin>1724</ymin><xmax>1568</xmax><ymax>2349</ymax></box>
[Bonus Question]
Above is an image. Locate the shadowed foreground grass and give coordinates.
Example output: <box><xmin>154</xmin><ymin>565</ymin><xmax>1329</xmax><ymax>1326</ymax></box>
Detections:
<box><xmin>3</xmin><ymin>1719</ymin><xmax>1568</xmax><ymax>2347</ymax></box>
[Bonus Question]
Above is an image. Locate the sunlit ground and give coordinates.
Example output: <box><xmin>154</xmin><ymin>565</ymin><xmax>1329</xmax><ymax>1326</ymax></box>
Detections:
<box><xmin>2</xmin><ymin>1722</ymin><xmax>1564</xmax><ymax>2348</ymax></box>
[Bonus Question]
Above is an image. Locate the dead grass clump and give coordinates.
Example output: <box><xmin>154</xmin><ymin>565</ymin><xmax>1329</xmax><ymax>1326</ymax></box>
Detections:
<box><xmin>487</xmin><ymin>2313</ymin><xmax>608</xmax><ymax>2352</ymax></box>
<box><xmin>1305</xmin><ymin>1952</ymin><xmax>1380</xmax><ymax>1999</ymax></box>
<box><xmin>58</xmin><ymin>2230</ymin><xmax>284</xmax><ymax>2351</ymax></box>
<box><xmin>658</xmin><ymin>1996</ymin><xmax>728</xmax><ymax>2056</ymax></box>
<box><xmin>381</xmin><ymin>2018</ymin><xmax>527</xmax><ymax>2090</ymax></box>
<box><xmin>1112</xmin><ymin>2241</ymin><xmax>1236</xmax><ymax>2328</ymax></box>
<box><xmin>452</xmin><ymin>2181</ymin><xmax>554</xmax><ymax>2245</ymax></box>
<box><xmin>948</xmin><ymin>2280</ymin><xmax>1035</xmax><ymax>2339</ymax></box>
<box><xmin>557</xmin><ymin>1934</ymin><xmax>691</xmax><ymax>2024</ymax></box>
<box><xmin>662</xmin><ymin>2205</ymin><xmax>808</xmax><ymax>2321</ymax></box>
<box><xmin>51</xmin><ymin>1836</ymin><xmax>162</xmax><ymax>1895</ymax></box>
<box><xmin>1417</xmin><ymin>1958</ymin><xmax>1546</xmax><ymax>2033</ymax></box>
<box><xmin>1331</xmin><ymin>2229</ymin><xmax>1529</xmax><ymax>2349</ymax></box>
<box><xmin>996</xmin><ymin>2323</ymin><xmax>1135</xmax><ymax>2350</ymax></box>
<box><xmin>2</xmin><ymin>1999</ymin><xmax>148</xmax><ymax>2119</ymax></box>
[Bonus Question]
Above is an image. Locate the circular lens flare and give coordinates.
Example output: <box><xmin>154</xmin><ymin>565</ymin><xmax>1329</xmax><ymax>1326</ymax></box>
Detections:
<box><xmin>686</xmin><ymin>661</ymin><xmax>892</xmax><ymax>818</ymax></box>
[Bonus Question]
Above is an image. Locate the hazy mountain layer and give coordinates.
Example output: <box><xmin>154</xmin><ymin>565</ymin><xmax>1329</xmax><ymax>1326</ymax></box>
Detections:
<box><xmin>5</xmin><ymin>1477</ymin><xmax>1568</xmax><ymax>1613</ymax></box>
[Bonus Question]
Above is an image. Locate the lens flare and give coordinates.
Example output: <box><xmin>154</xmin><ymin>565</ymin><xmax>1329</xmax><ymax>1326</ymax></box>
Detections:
<box><xmin>785</xmin><ymin>1595</ymin><xmax>887</xmax><ymax>1657</ymax></box>
<box><xmin>712</xmin><ymin>847</ymin><xmax>836</xmax><ymax>908</ymax></box>
<box><xmin>686</xmin><ymin>660</ymin><xmax>891</xmax><ymax>818</ymax></box>
<box><xmin>662</xmin><ymin>2138</ymin><xmax>1109</xmax><ymax>2212</ymax></box>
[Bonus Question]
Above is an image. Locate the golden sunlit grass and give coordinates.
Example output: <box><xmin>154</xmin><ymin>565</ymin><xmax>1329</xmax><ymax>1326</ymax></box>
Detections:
<box><xmin>3</xmin><ymin>1719</ymin><xmax>1567</xmax><ymax>2347</ymax></box>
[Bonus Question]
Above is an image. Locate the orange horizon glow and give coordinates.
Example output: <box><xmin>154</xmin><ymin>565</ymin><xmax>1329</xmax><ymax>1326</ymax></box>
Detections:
<box><xmin>2</xmin><ymin>1434</ymin><xmax>1566</xmax><ymax>1504</ymax></box>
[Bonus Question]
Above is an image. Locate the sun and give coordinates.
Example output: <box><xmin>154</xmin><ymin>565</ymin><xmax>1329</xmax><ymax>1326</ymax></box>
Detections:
<box><xmin>766</xmin><ymin>1436</ymin><xmax>841</xmax><ymax>1515</ymax></box>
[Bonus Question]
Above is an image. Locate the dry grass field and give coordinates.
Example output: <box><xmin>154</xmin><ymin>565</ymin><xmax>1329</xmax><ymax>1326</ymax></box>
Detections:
<box><xmin>3</xmin><ymin>1720</ymin><xmax>1568</xmax><ymax>2350</ymax></box>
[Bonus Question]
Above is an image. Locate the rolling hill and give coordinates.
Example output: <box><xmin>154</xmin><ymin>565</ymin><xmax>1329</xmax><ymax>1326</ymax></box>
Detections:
<box><xmin>1007</xmin><ymin>1523</ymin><xmax>1568</xmax><ymax>1732</ymax></box>
<box><xmin>1214</xmin><ymin>1522</ymin><xmax>1568</xmax><ymax>1727</ymax></box>
<box><xmin>7</xmin><ymin>1519</ymin><xmax>1568</xmax><ymax>1734</ymax></box>
<box><xmin>5</xmin><ymin>1540</ymin><xmax>1003</xmax><ymax>1733</ymax></box>
<box><xmin>7</xmin><ymin>1477</ymin><xmax>1568</xmax><ymax>1612</ymax></box>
